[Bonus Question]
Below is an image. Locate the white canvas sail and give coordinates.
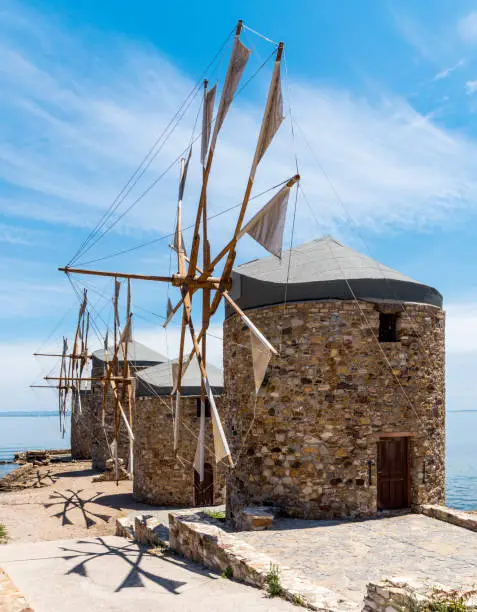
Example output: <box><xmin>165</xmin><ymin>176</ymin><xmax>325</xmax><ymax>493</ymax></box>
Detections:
<box><xmin>201</xmin><ymin>84</ymin><xmax>217</xmax><ymax>165</ymax></box>
<box><xmin>173</xmin><ymin>391</ymin><xmax>181</xmax><ymax>452</ymax></box>
<box><xmin>193</xmin><ymin>399</ymin><xmax>206</xmax><ymax>481</ymax></box>
<box><xmin>204</xmin><ymin>377</ymin><xmax>231</xmax><ymax>463</ymax></box>
<box><xmin>250</xmin><ymin>59</ymin><xmax>284</xmax><ymax>178</ymax></box>
<box><xmin>241</xmin><ymin>183</ymin><xmax>290</xmax><ymax>258</ymax></box>
<box><xmin>250</xmin><ymin>330</ymin><xmax>272</xmax><ymax>393</ymax></box>
<box><xmin>209</xmin><ymin>38</ymin><xmax>251</xmax><ymax>154</ymax></box>
<box><xmin>178</xmin><ymin>146</ymin><xmax>192</xmax><ymax>202</ymax></box>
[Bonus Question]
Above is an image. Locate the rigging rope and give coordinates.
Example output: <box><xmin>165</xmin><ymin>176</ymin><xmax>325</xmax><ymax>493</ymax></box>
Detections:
<box><xmin>68</xmin><ymin>26</ymin><xmax>236</xmax><ymax>267</ymax></box>
<box><xmin>69</xmin><ymin>49</ymin><xmax>276</xmax><ymax>266</ymax></box>
<box><xmin>74</xmin><ymin>177</ymin><xmax>289</xmax><ymax>267</ymax></box>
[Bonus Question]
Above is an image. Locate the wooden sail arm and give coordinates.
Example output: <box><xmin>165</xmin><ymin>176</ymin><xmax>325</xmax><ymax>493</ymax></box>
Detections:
<box><xmin>59</xmin><ymin>266</ymin><xmax>223</xmax><ymax>289</ymax></box>
<box><xmin>221</xmin><ymin>290</ymin><xmax>277</xmax><ymax>355</ymax></box>
<box><xmin>44</xmin><ymin>376</ymin><xmax>134</xmax><ymax>382</ymax></box>
<box><xmin>110</xmin><ymin>380</ymin><xmax>135</xmax><ymax>441</ymax></box>
<box><xmin>186</xmin><ymin>19</ymin><xmax>244</xmax><ymax>279</ymax></box>
<box><xmin>173</xmin><ymin>295</ymin><xmax>189</xmax><ymax>400</ymax></box>
<box><xmin>186</xmin><ymin>316</ymin><xmax>233</xmax><ymax>466</ymax></box>
<box><xmin>30</xmin><ymin>384</ymin><xmax>69</xmax><ymax>389</ymax></box>
<box><xmin>171</xmin><ymin>286</ymin><xmax>276</xmax><ymax>395</ymax></box>
<box><xmin>33</xmin><ymin>353</ymin><xmax>92</xmax><ymax>358</ymax></box>
<box><xmin>59</xmin><ymin>267</ymin><xmax>174</xmax><ymax>283</ymax></box>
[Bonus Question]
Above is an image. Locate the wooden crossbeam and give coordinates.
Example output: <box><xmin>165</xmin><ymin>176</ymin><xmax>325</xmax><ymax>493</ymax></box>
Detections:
<box><xmin>33</xmin><ymin>353</ymin><xmax>92</xmax><ymax>359</ymax></box>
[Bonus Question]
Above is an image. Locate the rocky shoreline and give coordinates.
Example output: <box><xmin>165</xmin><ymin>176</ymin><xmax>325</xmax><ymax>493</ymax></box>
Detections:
<box><xmin>0</xmin><ymin>449</ymin><xmax>72</xmax><ymax>491</ymax></box>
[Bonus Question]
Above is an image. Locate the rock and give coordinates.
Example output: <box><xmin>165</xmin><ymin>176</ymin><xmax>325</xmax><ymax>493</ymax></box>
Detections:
<box><xmin>237</xmin><ymin>506</ymin><xmax>279</xmax><ymax>531</ymax></box>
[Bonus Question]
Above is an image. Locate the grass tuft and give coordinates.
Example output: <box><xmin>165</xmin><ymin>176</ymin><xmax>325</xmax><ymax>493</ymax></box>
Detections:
<box><xmin>204</xmin><ymin>509</ymin><xmax>226</xmax><ymax>522</ymax></box>
<box><xmin>266</xmin><ymin>563</ymin><xmax>283</xmax><ymax>598</ymax></box>
<box><xmin>221</xmin><ymin>566</ymin><xmax>233</xmax><ymax>579</ymax></box>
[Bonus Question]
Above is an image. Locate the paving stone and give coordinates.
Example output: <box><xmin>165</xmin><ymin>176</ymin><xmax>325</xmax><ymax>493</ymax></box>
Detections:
<box><xmin>238</xmin><ymin>513</ymin><xmax>477</xmax><ymax>605</ymax></box>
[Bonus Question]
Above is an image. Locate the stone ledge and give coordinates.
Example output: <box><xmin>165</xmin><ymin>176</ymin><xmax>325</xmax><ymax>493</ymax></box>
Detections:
<box><xmin>237</xmin><ymin>506</ymin><xmax>280</xmax><ymax>531</ymax></box>
<box><xmin>363</xmin><ymin>578</ymin><xmax>477</xmax><ymax>611</ymax></box>
<box><xmin>134</xmin><ymin>516</ymin><xmax>169</xmax><ymax>548</ymax></box>
<box><xmin>417</xmin><ymin>504</ymin><xmax>477</xmax><ymax>532</ymax></box>
<box><xmin>115</xmin><ymin>516</ymin><xmax>134</xmax><ymax>540</ymax></box>
<box><xmin>168</xmin><ymin>511</ymin><xmax>356</xmax><ymax>611</ymax></box>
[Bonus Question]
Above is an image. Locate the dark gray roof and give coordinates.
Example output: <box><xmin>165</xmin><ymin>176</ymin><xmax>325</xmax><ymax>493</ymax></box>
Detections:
<box><xmin>228</xmin><ymin>237</ymin><xmax>442</xmax><ymax>311</ymax></box>
<box><xmin>92</xmin><ymin>340</ymin><xmax>167</xmax><ymax>366</ymax></box>
<box><xmin>136</xmin><ymin>359</ymin><xmax>224</xmax><ymax>397</ymax></box>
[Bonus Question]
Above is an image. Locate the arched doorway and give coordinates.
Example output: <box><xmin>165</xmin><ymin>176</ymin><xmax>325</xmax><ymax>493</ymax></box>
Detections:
<box><xmin>194</xmin><ymin>463</ymin><xmax>214</xmax><ymax>507</ymax></box>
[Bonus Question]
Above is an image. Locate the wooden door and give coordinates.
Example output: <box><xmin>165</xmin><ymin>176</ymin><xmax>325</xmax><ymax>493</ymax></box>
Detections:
<box><xmin>194</xmin><ymin>462</ymin><xmax>214</xmax><ymax>507</ymax></box>
<box><xmin>377</xmin><ymin>437</ymin><xmax>410</xmax><ymax>510</ymax></box>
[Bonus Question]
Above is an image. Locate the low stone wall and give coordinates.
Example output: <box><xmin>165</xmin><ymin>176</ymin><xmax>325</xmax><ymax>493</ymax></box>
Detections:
<box><xmin>363</xmin><ymin>579</ymin><xmax>477</xmax><ymax>611</ymax></box>
<box><xmin>418</xmin><ymin>504</ymin><xmax>477</xmax><ymax>533</ymax></box>
<box><xmin>0</xmin><ymin>464</ymin><xmax>34</xmax><ymax>490</ymax></box>
<box><xmin>168</xmin><ymin>511</ymin><xmax>355</xmax><ymax>611</ymax></box>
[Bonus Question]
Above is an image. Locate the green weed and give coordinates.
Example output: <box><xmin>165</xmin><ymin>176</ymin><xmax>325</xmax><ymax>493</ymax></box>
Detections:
<box><xmin>266</xmin><ymin>563</ymin><xmax>283</xmax><ymax>598</ymax></box>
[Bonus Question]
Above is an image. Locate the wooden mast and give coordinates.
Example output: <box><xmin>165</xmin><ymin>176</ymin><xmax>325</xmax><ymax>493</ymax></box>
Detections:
<box><xmin>200</xmin><ymin>78</ymin><xmax>210</xmax><ymax>482</ymax></box>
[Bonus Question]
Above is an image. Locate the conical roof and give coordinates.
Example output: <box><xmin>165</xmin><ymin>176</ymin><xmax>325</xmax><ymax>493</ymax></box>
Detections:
<box><xmin>229</xmin><ymin>237</ymin><xmax>442</xmax><ymax>311</ymax></box>
<box><xmin>92</xmin><ymin>340</ymin><xmax>167</xmax><ymax>366</ymax></box>
<box><xmin>136</xmin><ymin>358</ymin><xmax>223</xmax><ymax>397</ymax></box>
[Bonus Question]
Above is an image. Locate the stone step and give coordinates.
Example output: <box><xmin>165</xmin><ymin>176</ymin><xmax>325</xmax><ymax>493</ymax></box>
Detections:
<box><xmin>237</xmin><ymin>506</ymin><xmax>280</xmax><ymax>531</ymax></box>
<box><xmin>115</xmin><ymin>513</ymin><xmax>169</xmax><ymax>548</ymax></box>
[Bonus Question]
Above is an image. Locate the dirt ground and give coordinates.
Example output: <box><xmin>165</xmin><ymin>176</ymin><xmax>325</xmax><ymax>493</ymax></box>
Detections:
<box><xmin>0</xmin><ymin>462</ymin><xmax>153</xmax><ymax>543</ymax></box>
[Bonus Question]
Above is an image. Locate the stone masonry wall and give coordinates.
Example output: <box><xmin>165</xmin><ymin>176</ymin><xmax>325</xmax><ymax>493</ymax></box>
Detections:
<box><xmin>70</xmin><ymin>390</ymin><xmax>92</xmax><ymax>460</ymax></box>
<box><xmin>363</xmin><ymin>580</ymin><xmax>477</xmax><ymax>611</ymax></box>
<box><xmin>133</xmin><ymin>395</ymin><xmax>226</xmax><ymax>506</ymax></box>
<box><xmin>223</xmin><ymin>300</ymin><xmax>445</xmax><ymax>522</ymax></box>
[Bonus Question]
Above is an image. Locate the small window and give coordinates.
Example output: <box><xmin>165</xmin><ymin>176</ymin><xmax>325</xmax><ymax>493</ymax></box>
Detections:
<box><xmin>196</xmin><ymin>398</ymin><xmax>211</xmax><ymax>417</ymax></box>
<box><xmin>379</xmin><ymin>313</ymin><xmax>398</xmax><ymax>342</ymax></box>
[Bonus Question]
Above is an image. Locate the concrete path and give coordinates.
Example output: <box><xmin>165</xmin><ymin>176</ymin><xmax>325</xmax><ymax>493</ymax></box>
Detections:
<box><xmin>0</xmin><ymin>536</ymin><xmax>293</xmax><ymax>611</ymax></box>
<box><xmin>239</xmin><ymin>513</ymin><xmax>477</xmax><ymax>605</ymax></box>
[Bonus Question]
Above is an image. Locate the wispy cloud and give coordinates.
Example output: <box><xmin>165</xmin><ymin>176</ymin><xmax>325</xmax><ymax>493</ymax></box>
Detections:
<box><xmin>431</xmin><ymin>59</ymin><xmax>464</xmax><ymax>81</ymax></box>
<box><xmin>458</xmin><ymin>12</ymin><xmax>477</xmax><ymax>44</ymax></box>
<box><xmin>1</xmin><ymin>1</ymin><xmax>477</xmax><ymax>267</ymax></box>
<box><xmin>465</xmin><ymin>80</ymin><xmax>477</xmax><ymax>95</ymax></box>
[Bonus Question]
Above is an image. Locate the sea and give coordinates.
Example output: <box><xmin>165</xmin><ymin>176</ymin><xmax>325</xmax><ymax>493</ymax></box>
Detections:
<box><xmin>0</xmin><ymin>411</ymin><xmax>476</xmax><ymax>510</ymax></box>
<box><xmin>0</xmin><ymin>412</ymin><xmax>70</xmax><ymax>479</ymax></box>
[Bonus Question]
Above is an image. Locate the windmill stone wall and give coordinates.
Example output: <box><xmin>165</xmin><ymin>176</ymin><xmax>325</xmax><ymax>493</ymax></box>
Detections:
<box><xmin>223</xmin><ymin>238</ymin><xmax>445</xmax><ymax>524</ymax></box>
<box><xmin>70</xmin><ymin>389</ymin><xmax>93</xmax><ymax>460</ymax></box>
<box><xmin>133</xmin><ymin>395</ymin><xmax>226</xmax><ymax>506</ymax></box>
<box><xmin>89</xmin><ymin>341</ymin><xmax>167</xmax><ymax>471</ymax></box>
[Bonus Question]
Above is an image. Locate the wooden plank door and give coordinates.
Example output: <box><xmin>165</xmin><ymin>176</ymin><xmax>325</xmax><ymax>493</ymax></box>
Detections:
<box><xmin>194</xmin><ymin>462</ymin><xmax>214</xmax><ymax>507</ymax></box>
<box><xmin>377</xmin><ymin>437</ymin><xmax>409</xmax><ymax>510</ymax></box>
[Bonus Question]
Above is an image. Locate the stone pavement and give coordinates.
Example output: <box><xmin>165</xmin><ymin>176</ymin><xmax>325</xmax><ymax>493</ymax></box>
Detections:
<box><xmin>0</xmin><ymin>535</ymin><xmax>294</xmax><ymax>612</ymax></box>
<box><xmin>239</xmin><ymin>513</ymin><xmax>477</xmax><ymax>605</ymax></box>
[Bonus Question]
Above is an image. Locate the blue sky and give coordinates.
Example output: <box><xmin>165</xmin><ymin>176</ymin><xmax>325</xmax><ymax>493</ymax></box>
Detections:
<box><xmin>1</xmin><ymin>0</ymin><xmax>477</xmax><ymax>413</ymax></box>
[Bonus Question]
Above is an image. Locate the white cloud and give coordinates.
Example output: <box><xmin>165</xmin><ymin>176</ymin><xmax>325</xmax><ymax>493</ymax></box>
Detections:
<box><xmin>465</xmin><ymin>80</ymin><xmax>477</xmax><ymax>95</ymax></box>
<box><xmin>0</xmin><ymin>342</ymin><xmax>61</xmax><ymax>412</ymax></box>
<box><xmin>432</xmin><ymin>59</ymin><xmax>464</xmax><ymax>81</ymax></box>
<box><xmin>459</xmin><ymin>12</ymin><xmax>477</xmax><ymax>44</ymax></box>
<box><xmin>1</xmin><ymin>1</ymin><xmax>477</xmax><ymax>271</ymax></box>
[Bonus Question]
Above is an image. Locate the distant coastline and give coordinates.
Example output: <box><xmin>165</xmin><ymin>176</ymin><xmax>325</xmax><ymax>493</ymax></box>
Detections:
<box><xmin>0</xmin><ymin>411</ymin><xmax>70</xmax><ymax>417</ymax></box>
